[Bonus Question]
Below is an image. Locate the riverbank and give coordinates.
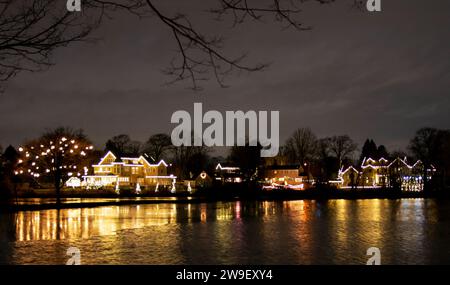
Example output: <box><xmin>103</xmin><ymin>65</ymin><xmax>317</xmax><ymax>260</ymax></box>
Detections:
<box><xmin>1</xmin><ymin>186</ymin><xmax>449</xmax><ymax>212</ymax></box>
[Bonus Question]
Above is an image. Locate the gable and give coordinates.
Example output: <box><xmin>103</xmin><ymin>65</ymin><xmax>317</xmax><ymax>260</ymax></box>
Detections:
<box><xmin>98</xmin><ymin>151</ymin><xmax>117</xmax><ymax>165</ymax></box>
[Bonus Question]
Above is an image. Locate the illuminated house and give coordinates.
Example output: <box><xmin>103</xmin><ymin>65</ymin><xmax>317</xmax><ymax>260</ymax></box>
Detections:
<box><xmin>339</xmin><ymin>166</ymin><xmax>359</xmax><ymax>187</ymax></box>
<box><xmin>214</xmin><ymin>163</ymin><xmax>243</xmax><ymax>183</ymax></box>
<box><xmin>386</xmin><ymin>158</ymin><xmax>434</xmax><ymax>191</ymax></box>
<box><xmin>83</xmin><ymin>151</ymin><xmax>176</xmax><ymax>188</ymax></box>
<box><xmin>360</xmin><ymin>157</ymin><xmax>389</xmax><ymax>187</ymax></box>
<box><xmin>338</xmin><ymin>157</ymin><xmax>435</xmax><ymax>191</ymax></box>
<box><xmin>262</xmin><ymin>165</ymin><xmax>309</xmax><ymax>190</ymax></box>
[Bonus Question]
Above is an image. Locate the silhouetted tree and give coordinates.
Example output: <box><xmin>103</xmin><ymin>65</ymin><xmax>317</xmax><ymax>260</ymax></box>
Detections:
<box><xmin>105</xmin><ymin>134</ymin><xmax>141</xmax><ymax>157</ymax></box>
<box><xmin>228</xmin><ymin>143</ymin><xmax>261</xmax><ymax>180</ymax></box>
<box><xmin>439</xmin><ymin>131</ymin><xmax>450</xmax><ymax>189</ymax></box>
<box><xmin>171</xmin><ymin>142</ymin><xmax>210</xmax><ymax>180</ymax></box>
<box><xmin>327</xmin><ymin>135</ymin><xmax>357</xmax><ymax>169</ymax></box>
<box><xmin>408</xmin><ymin>128</ymin><xmax>441</xmax><ymax>191</ymax></box>
<box><xmin>16</xmin><ymin>127</ymin><xmax>94</xmax><ymax>204</ymax></box>
<box><xmin>284</xmin><ymin>128</ymin><xmax>318</xmax><ymax>166</ymax></box>
<box><xmin>409</xmin><ymin>128</ymin><xmax>450</xmax><ymax>190</ymax></box>
<box><xmin>0</xmin><ymin>145</ymin><xmax>19</xmax><ymax>201</ymax></box>
<box><xmin>377</xmin><ymin>145</ymin><xmax>389</xmax><ymax>159</ymax></box>
<box><xmin>359</xmin><ymin>139</ymin><xmax>378</xmax><ymax>163</ymax></box>
<box><xmin>142</xmin><ymin>133</ymin><xmax>172</xmax><ymax>162</ymax></box>
<box><xmin>0</xmin><ymin>0</ymin><xmax>145</xmax><ymax>87</ymax></box>
<box><xmin>0</xmin><ymin>0</ymin><xmax>363</xmax><ymax>90</ymax></box>
<box><xmin>314</xmin><ymin>137</ymin><xmax>337</xmax><ymax>183</ymax></box>
<box><xmin>390</xmin><ymin>150</ymin><xmax>408</xmax><ymax>160</ymax></box>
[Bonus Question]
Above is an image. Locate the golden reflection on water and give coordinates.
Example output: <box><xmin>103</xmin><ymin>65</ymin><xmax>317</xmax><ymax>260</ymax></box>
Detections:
<box><xmin>12</xmin><ymin>202</ymin><xmax>253</xmax><ymax>242</ymax></box>
<box><xmin>2</xmin><ymin>199</ymin><xmax>447</xmax><ymax>264</ymax></box>
<box><xmin>10</xmin><ymin>199</ymin><xmax>437</xmax><ymax>244</ymax></box>
<box><xmin>14</xmin><ymin>204</ymin><xmax>181</xmax><ymax>241</ymax></box>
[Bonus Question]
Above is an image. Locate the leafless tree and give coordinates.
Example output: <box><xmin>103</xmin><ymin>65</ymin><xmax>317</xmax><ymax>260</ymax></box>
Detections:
<box><xmin>105</xmin><ymin>134</ymin><xmax>141</xmax><ymax>157</ymax></box>
<box><xmin>327</xmin><ymin>135</ymin><xmax>357</xmax><ymax>169</ymax></box>
<box><xmin>408</xmin><ymin>127</ymin><xmax>447</xmax><ymax>190</ymax></box>
<box><xmin>171</xmin><ymin>144</ymin><xmax>210</xmax><ymax>180</ymax></box>
<box><xmin>283</xmin><ymin>127</ymin><xmax>318</xmax><ymax>165</ymax></box>
<box><xmin>142</xmin><ymin>133</ymin><xmax>172</xmax><ymax>162</ymax></box>
<box><xmin>0</xmin><ymin>0</ymin><xmax>363</xmax><ymax>90</ymax></box>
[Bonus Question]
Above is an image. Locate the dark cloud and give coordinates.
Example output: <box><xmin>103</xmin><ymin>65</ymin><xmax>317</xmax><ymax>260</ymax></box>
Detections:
<box><xmin>1</xmin><ymin>0</ymin><xmax>449</xmax><ymax>154</ymax></box>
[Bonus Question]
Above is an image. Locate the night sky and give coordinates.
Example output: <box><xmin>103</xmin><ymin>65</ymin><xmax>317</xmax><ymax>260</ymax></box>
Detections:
<box><xmin>1</xmin><ymin>0</ymin><xmax>449</xmax><ymax>154</ymax></box>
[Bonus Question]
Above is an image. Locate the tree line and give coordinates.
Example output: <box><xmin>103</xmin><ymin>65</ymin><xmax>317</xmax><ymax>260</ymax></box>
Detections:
<box><xmin>1</xmin><ymin>126</ymin><xmax>450</xmax><ymax>202</ymax></box>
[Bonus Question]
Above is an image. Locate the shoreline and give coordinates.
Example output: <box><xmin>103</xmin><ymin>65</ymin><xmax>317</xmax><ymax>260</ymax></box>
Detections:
<box><xmin>1</xmin><ymin>188</ymin><xmax>449</xmax><ymax>212</ymax></box>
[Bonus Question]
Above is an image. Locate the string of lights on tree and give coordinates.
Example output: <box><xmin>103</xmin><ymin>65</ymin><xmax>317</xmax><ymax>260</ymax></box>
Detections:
<box><xmin>15</xmin><ymin>136</ymin><xmax>94</xmax><ymax>181</ymax></box>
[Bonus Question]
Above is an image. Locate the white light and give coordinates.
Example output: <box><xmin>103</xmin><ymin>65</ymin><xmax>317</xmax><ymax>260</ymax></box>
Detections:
<box><xmin>18</xmin><ymin>147</ymin><xmax>24</xmax><ymax>152</ymax></box>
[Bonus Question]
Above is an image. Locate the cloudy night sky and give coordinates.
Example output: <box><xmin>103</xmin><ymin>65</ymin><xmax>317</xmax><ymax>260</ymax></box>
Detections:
<box><xmin>0</xmin><ymin>0</ymin><xmax>449</xmax><ymax>154</ymax></box>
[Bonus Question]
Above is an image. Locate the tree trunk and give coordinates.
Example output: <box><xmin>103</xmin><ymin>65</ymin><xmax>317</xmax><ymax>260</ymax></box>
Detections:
<box><xmin>54</xmin><ymin>166</ymin><xmax>62</xmax><ymax>206</ymax></box>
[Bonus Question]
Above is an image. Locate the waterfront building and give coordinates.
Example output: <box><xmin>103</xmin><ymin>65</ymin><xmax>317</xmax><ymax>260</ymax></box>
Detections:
<box><xmin>262</xmin><ymin>164</ymin><xmax>309</xmax><ymax>190</ymax></box>
<box><xmin>214</xmin><ymin>163</ymin><xmax>243</xmax><ymax>183</ymax></box>
<box><xmin>82</xmin><ymin>151</ymin><xmax>176</xmax><ymax>188</ymax></box>
<box><xmin>337</xmin><ymin>157</ymin><xmax>435</xmax><ymax>191</ymax></box>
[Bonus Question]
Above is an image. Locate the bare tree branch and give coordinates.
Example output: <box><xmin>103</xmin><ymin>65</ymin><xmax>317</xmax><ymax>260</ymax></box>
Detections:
<box><xmin>0</xmin><ymin>0</ymin><xmax>362</xmax><ymax>91</ymax></box>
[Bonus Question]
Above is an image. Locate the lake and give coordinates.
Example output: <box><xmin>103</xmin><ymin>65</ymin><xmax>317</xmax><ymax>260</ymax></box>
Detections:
<box><xmin>1</xmin><ymin>199</ymin><xmax>449</xmax><ymax>264</ymax></box>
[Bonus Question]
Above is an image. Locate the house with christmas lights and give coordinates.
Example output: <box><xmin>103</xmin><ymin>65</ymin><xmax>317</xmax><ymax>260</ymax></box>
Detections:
<box><xmin>360</xmin><ymin>157</ymin><xmax>390</xmax><ymax>187</ymax></box>
<box><xmin>262</xmin><ymin>164</ymin><xmax>310</xmax><ymax>190</ymax></box>
<box><xmin>337</xmin><ymin>157</ymin><xmax>435</xmax><ymax>191</ymax></box>
<box><xmin>82</xmin><ymin>151</ymin><xmax>176</xmax><ymax>189</ymax></box>
<box><xmin>214</xmin><ymin>163</ymin><xmax>243</xmax><ymax>183</ymax></box>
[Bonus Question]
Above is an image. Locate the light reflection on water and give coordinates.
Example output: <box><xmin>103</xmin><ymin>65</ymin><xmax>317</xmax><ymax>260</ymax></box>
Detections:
<box><xmin>1</xmin><ymin>199</ymin><xmax>449</xmax><ymax>265</ymax></box>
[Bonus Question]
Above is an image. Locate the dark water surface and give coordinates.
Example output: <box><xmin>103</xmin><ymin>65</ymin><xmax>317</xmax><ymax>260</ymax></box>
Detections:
<box><xmin>1</xmin><ymin>199</ymin><xmax>449</xmax><ymax>264</ymax></box>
